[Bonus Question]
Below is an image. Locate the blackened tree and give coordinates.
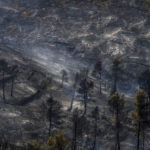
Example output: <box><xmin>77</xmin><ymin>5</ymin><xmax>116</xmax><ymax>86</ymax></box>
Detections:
<box><xmin>93</xmin><ymin>61</ymin><xmax>102</xmax><ymax>95</ymax></box>
<box><xmin>71</xmin><ymin>108</ymin><xmax>79</xmax><ymax>150</ymax></box>
<box><xmin>91</xmin><ymin>106</ymin><xmax>99</xmax><ymax>150</ymax></box>
<box><xmin>71</xmin><ymin>108</ymin><xmax>89</xmax><ymax>150</ymax></box>
<box><xmin>132</xmin><ymin>90</ymin><xmax>149</xmax><ymax>150</ymax></box>
<box><xmin>69</xmin><ymin>72</ymin><xmax>80</xmax><ymax>111</ymax></box>
<box><xmin>138</xmin><ymin>69</ymin><xmax>150</xmax><ymax>100</ymax></box>
<box><xmin>0</xmin><ymin>60</ymin><xmax>8</xmax><ymax>103</ymax></box>
<box><xmin>60</xmin><ymin>69</ymin><xmax>68</xmax><ymax>88</ymax></box>
<box><xmin>46</xmin><ymin>97</ymin><xmax>62</xmax><ymax>136</ymax></box>
<box><xmin>109</xmin><ymin>92</ymin><xmax>124</xmax><ymax>150</ymax></box>
<box><xmin>8</xmin><ymin>65</ymin><xmax>18</xmax><ymax>97</ymax></box>
<box><xmin>79</xmin><ymin>78</ymin><xmax>94</xmax><ymax>115</ymax></box>
<box><xmin>111</xmin><ymin>58</ymin><xmax>122</xmax><ymax>94</ymax></box>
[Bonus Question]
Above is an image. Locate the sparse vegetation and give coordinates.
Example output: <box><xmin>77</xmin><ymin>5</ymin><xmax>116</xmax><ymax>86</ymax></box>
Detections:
<box><xmin>79</xmin><ymin>77</ymin><xmax>94</xmax><ymax>115</ymax></box>
<box><xmin>46</xmin><ymin>97</ymin><xmax>62</xmax><ymax>136</ymax></box>
<box><xmin>109</xmin><ymin>92</ymin><xmax>124</xmax><ymax>150</ymax></box>
<box><xmin>28</xmin><ymin>131</ymin><xmax>71</xmax><ymax>150</ymax></box>
<box><xmin>132</xmin><ymin>90</ymin><xmax>149</xmax><ymax>150</ymax></box>
<box><xmin>93</xmin><ymin>61</ymin><xmax>102</xmax><ymax>95</ymax></box>
<box><xmin>1</xmin><ymin>0</ymin><xmax>150</xmax><ymax>150</ymax></box>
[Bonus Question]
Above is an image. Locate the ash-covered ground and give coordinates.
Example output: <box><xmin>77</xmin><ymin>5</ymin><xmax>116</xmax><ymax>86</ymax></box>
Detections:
<box><xmin>0</xmin><ymin>0</ymin><xmax>150</xmax><ymax>149</ymax></box>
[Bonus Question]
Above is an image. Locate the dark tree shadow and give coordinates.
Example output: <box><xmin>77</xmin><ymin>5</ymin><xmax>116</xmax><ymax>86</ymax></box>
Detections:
<box><xmin>7</xmin><ymin>90</ymin><xmax>42</xmax><ymax>106</ymax></box>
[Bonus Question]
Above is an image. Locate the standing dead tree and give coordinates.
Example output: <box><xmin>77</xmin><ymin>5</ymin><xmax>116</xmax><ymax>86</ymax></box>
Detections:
<box><xmin>91</xmin><ymin>106</ymin><xmax>99</xmax><ymax>150</ymax></box>
<box><xmin>111</xmin><ymin>58</ymin><xmax>122</xmax><ymax>94</ymax></box>
<box><xmin>93</xmin><ymin>61</ymin><xmax>102</xmax><ymax>95</ymax></box>
<box><xmin>0</xmin><ymin>60</ymin><xmax>8</xmax><ymax>103</ymax></box>
<box><xmin>71</xmin><ymin>108</ymin><xmax>89</xmax><ymax>150</ymax></box>
<box><xmin>79</xmin><ymin>78</ymin><xmax>94</xmax><ymax>116</ymax></box>
<box><xmin>46</xmin><ymin>97</ymin><xmax>62</xmax><ymax>136</ymax></box>
<box><xmin>69</xmin><ymin>72</ymin><xmax>80</xmax><ymax>111</ymax></box>
<box><xmin>60</xmin><ymin>69</ymin><xmax>68</xmax><ymax>88</ymax></box>
<box><xmin>109</xmin><ymin>92</ymin><xmax>124</xmax><ymax>150</ymax></box>
<box><xmin>138</xmin><ymin>69</ymin><xmax>150</xmax><ymax>100</ymax></box>
<box><xmin>8</xmin><ymin>65</ymin><xmax>18</xmax><ymax>97</ymax></box>
<box><xmin>132</xmin><ymin>90</ymin><xmax>150</xmax><ymax>150</ymax></box>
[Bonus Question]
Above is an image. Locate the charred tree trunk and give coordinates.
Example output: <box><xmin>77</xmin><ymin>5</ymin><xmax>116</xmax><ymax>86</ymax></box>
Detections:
<box><xmin>11</xmin><ymin>76</ymin><xmax>14</xmax><ymax>97</ymax></box>
<box><xmin>69</xmin><ymin>89</ymin><xmax>76</xmax><ymax>111</ymax></box>
<box><xmin>99</xmin><ymin>72</ymin><xmax>102</xmax><ymax>95</ymax></box>
<box><xmin>61</xmin><ymin>75</ymin><xmax>64</xmax><ymax>88</ymax></box>
<box><xmin>72</xmin><ymin>119</ymin><xmax>77</xmax><ymax>150</ymax></box>
<box><xmin>48</xmin><ymin>105</ymin><xmax>52</xmax><ymax>137</ymax></box>
<box><xmin>142</xmin><ymin>124</ymin><xmax>145</xmax><ymax>150</ymax></box>
<box><xmin>48</xmin><ymin>117</ymin><xmax>52</xmax><ymax>137</ymax></box>
<box><xmin>92</xmin><ymin>117</ymin><xmax>98</xmax><ymax>150</ymax></box>
<box><xmin>137</xmin><ymin>121</ymin><xmax>141</xmax><ymax>150</ymax></box>
<box><xmin>83</xmin><ymin>92</ymin><xmax>88</xmax><ymax>116</ymax></box>
<box><xmin>112</xmin><ymin>67</ymin><xmax>118</xmax><ymax>94</ymax></box>
<box><xmin>116</xmin><ymin>103</ymin><xmax>120</xmax><ymax>150</ymax></box>
<box><xmin>2</xmin><ymin>70</ymin><xmax>5</xmax><ymax>103</ymax></box>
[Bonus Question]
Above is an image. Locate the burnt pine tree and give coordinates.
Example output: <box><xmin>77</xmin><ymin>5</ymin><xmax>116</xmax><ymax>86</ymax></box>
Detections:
<box><xmin>69</xmin><ymin>72</ymin><xmax>80</xmax><ymax>111</ymax></box>
<box><xmin>132</xmin><ymin>90</ymin><xmax>149</xmax><ymax>150</ymax></box>
<box><xmin>93</xmin><ymin>61</ymin><xmax>102</xmax><ymax>95</ymax></box>
<box><xmin>109</xmin><ymin>92</ymin><xmax>124</xmax><ymax>150</ymax></box>
<box><xmin>111</xmin><ymin>58</ymin><xmax>122</xmax><ymax>94</ymax></box>
<box><xmin>71</xmin><ymin>108</ymin><xmax>89</xmax><ymax>150</ymax></box>
<box><xmin>71</xmin><ymin>108</ymin><xmax>79</xmax><ymax>150</ymax></box>
<box><xmin>60</xmin><ymin>69</ymin><xmax>68</xmax><ymax>88</ymax></box>
<box><xmin>0</xmin><ymin>60</ymin><xmax>8</xmax><ymax>103</ymax></box>
<box><xmin>79</xmin><ymin>78</ymin><xmax>94</xmax><ymax>115</ymax></box>
<box><xmin>46</xmin><ymin>97</ymin><xmax>62</xmax><ymax>136</ymax></box>
<box><xmin>91</xmin><ymin>106</ymin><xmax>99</xmax><ymax>150</ymax></box>
<box><xmin>8</xmin><ymin>65</ymin><xmax>18</xmax><ymax>97</ymax></box>
<box><xmin>138</xmin><ymin>69</ymin><xmax>150</xmax><ymax>100</ymax></box>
